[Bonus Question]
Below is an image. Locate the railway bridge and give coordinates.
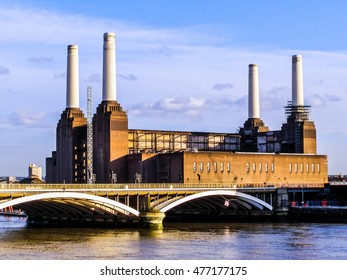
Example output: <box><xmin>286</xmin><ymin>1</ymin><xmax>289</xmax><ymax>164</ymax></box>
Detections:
<box><xmin>0</xmin><ymin>183</ymin><xmax>293</xmax><ymax>227</ymax></box>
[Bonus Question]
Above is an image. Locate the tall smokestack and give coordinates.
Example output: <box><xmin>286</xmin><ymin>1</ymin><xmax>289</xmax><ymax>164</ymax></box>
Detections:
<box><xmin>248</xmin><ymin>64</ymin><xmax>260</xmax><ymax>119</ymax></box>
<box><xmin>102</xmin><ymin>32</ymin><xmax>116</xmax><ymax>101</ymax></box>
<box><xmin>66</xmin><ymin>45</ymin><xmax>79</xmax><ymax>108</ymax></box>
<box><xmin>292</xmin><ymin>55</ymin><xmax>304</xmax><ymax>106</ymax></box>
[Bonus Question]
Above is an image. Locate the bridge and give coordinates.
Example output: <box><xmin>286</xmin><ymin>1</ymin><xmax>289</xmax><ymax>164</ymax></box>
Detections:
<box><xmin>0</xmin><ymin>183</ymin><xmax>290</xmax><ymax>227</ymax></box>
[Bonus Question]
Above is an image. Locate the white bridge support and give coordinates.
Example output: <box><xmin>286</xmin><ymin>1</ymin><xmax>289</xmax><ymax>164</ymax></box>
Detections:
<box><xmin>156</xmin><ymin>190</ymin><xmax>273</xmax><ymax>213</ymax></box>
<box><xmin>0</xmin><ymin>192</ymin><xmax>139</xmax><ymax>217</ymax></box>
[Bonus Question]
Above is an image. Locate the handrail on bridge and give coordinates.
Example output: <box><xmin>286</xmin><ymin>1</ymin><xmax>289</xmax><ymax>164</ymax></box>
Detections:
<box><xmin>0</xmin><ymin>182</ymin><xmax>324</xmax><ymax>191</ymax></box>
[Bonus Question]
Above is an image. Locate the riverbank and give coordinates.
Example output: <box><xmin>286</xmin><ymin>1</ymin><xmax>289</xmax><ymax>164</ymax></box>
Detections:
<box><xmin>288</xmin><ymin>206</ymin><xmax>347</xmax><ymax>222</ymax></box>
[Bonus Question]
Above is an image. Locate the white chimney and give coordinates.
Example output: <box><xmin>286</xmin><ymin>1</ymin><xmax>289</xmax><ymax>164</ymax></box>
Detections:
<box><xmin>102</xmin><ymin>32</ymin><xmax>117</xmax><ymax>101</ymax></box>
<box><xmin>248</xmin><ymin>64</ymin><xmax>260</xmax><ymax>119</ymax></box>
<box><xmin>66</xmin><ymin>45</ymin><xmax>79</xmax><ymax>108</ymax></box>
<box><xmin>292</xmin><ymin>55</ymin><xmax>304</xmax><ymax>106</ymax></box>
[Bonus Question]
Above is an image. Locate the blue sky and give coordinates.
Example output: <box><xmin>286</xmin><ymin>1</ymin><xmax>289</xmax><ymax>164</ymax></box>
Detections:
<box><xmin>1</xmin><ymin>0</ymin><xmax>347</xmax><ymax>176</ymax></box>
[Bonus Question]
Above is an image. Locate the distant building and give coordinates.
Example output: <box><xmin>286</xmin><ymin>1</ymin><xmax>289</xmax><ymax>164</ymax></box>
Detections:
<box><xmin>46</xmin><ymin>33</ymin><xmax>328</xmax><ymax>187</ymax></box>
<box><xmin>6</xmin><ymin>176</ymin><xmax>17</xmax><ymax>184</ymax></box>
<box><xmin>28</xmin><ymin>163</ymin><xmax>42</xmax><ymax>180</ymax></box>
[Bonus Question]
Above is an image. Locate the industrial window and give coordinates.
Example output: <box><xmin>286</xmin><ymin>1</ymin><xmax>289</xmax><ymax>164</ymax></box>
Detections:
<box><xmin>200</xmin><ymin>162</ymin><xmax>204</xmax><ymax>172</ymax></box>
<box><xmin>246</xmin><ymin>162</ymin><xmax>250</xmax><ymax>172</ymax></box>
<box><xmin>207</xmin><ymin>162</ymin><xmax>210</xmax><ymax>172</ymax></box>
<box><xmin>259</xmin><ymin>163</ymin><xmax>262</xmax><ymax>173</ymax></box>
<box><xmin>214</xmin><ymin>162</ymin><xmax>217</xmax><ymax>172</ymax></box>
<box><xmin>227</xmin><ymin>162</ymin><xmax>230</xmax><ymax>172</ymax></box>
<box><xmin>265</xmin><ymin>163</ymin><xmax>268</xmax><ymax>173</ymax></box>
<box><xmin>294</xmin><ymin>163</ymin><xmax>298</xmax><ymax>173</ymax></box>
<box><xmin>289</xmin><ymin>163</ymin><xmax>292</xmax><ymax>173</ymax></box>
<box><xmin>253</xmin><ymin>162</ymin><xmax>256</xmax><ymax>172</ymax></box>
<box><xmin>220</xmin><ymin>162</ymin><xmax>224</xmax><ymax>172</ymax></box>
<box><xmin>193</xmin><ymin>161</ymin><xmax>197</xmax><ymax>172</ymax></box>
<box><xmin>317</xmin><ymin>163</ymin><xmax>320</xmax><ymax>173</ymax></box>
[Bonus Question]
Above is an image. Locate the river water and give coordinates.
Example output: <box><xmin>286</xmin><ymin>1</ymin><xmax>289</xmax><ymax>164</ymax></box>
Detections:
<box><xmin>0</xmin><ymin>216</ymin><xmax>346</xmax><ymax>260</ymax></box>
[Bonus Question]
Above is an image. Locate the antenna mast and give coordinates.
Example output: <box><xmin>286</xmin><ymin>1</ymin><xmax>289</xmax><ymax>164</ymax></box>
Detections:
<box><xmin>87</xmin><ymin>85</ymin><xmax>94</xmax><ymax>184</ymax></box>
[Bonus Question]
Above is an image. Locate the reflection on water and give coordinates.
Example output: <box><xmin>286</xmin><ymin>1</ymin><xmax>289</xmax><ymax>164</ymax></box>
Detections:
<box><xmin>0</xmin><ymin>216</ymin><xmax>347</xmax><ymax>260</ymax></box>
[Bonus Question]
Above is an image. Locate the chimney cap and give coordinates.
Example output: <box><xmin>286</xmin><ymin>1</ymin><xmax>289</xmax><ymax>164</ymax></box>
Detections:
<box><xmin>292</xmin><ymin>54</ymin><xmax>302</xmax><ymax>60</ymax></box>
<box><xmin>104</xmin><ymin>32</ymin><xmax>116</xmax><ymax>39</ymax></box>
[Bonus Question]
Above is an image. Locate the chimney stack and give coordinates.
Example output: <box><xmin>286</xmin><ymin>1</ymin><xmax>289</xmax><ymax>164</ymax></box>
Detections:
<box><xmin>102</xmin><ymin>32</ymin><xmax>117</xmax><ymax>101</ymax></box>
<box><xmin>66</xmin><ymin>45</ymin><xmax>79</xmax><ymax>108</ymax></box>
<box><xmin>292</xmin><ymin>55</ymin><xmax>304</xmax><ymax>106</ymax></box>
<box><xmin>248</xmin><ymin>64</ymin><xmax>260</xmax><ymax>119</ymax></box>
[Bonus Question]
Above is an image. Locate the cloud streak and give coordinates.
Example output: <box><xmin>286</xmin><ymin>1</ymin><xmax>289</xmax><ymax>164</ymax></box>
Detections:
<box><xmin>129</xmin><ymin>96</ymin><xmax>206</xmax><ymax>117</ymax></box>
<box><xmin>213</xmin><ymin>83</ymin><xmax>234</xmax><ymax>90</ymax></box>
<box><xmin>117</xmin><ymin>74</ymin><xmax>137</xmax><ymax>81</ymax></box>
<box><xmin>0</xmin><ymin>66</ymin><xmax>10</xmax><ymax>75</ymax></box>
<box><xmin>29</xmin><ymin>56</ymin><xmax>54</xmax><ymax>63</ymax></box>
<box><xmin>8</xmin><ymin>111</ymin><xmax>47</xmax><ymax>127</ymax></box>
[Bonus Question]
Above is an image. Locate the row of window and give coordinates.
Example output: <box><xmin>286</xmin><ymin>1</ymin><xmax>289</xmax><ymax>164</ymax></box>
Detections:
<box><xmin>192</xmin><ymin>161</ymin><xmax>276</xmax><ymax>174</ymax></box>
<box><xmin>246</xmin><ymin>162</ymin><xmax>275</xmax><ymax>173</ymax></box>
<box><xmin>289</xmin><ymin>163</ymin><xmax>321</xmax><ymax>173</ymax></box>
<box><xmin>193</xmin><ymin>161</ymin><xmax>231</xmax><ymax>173</ymax></box>
<box><xmin>193</xmin><ymin>161</ymin><xmax>321</xmax><ymax>174</ymax></box>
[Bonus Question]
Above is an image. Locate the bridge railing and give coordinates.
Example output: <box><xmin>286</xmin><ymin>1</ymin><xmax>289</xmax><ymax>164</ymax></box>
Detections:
<box><xmin>0</xmin><ymin>183</ymin><xmax>247</xmax><ymax>190</ymax></box>
<box><xmin>0</xmin><ymin>182</ymin><xmax>324</xmax><ymax>190</ymax></box>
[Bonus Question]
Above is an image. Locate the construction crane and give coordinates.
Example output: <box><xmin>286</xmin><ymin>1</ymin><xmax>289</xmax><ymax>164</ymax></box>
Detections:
<box><xmin>87</xmin><ymin>86</ymin><xmax>94</xmax><ymax>184</ymax></box>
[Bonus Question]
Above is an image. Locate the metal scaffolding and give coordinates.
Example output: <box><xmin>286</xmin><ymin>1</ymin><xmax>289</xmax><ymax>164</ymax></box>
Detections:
<box><xmin>87</xmin><ymin>86</ymin><xmax>94</xmax><ymax>184</ymax></box>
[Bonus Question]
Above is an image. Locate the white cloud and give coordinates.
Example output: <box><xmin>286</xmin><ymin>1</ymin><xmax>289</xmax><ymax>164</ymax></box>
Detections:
<box><xmin>8</xmin><ymin>111</ymin><xmax>47</xmax><ymax>127</ymax></box>
<box><xmin>54</xmin><ymin>72</ymin><xmax>65</xmax><ymax>79</ymax></box>
<box><xmin>117</xmin><ymin>74</ymin><xmax>137</xmax><ymax>81</ymax></box>
<box><xmin>87</xmin><ymin>74</ymin><xmax>101</xmax><ymax>83</ymax></box>
<box><xmin>213</xmin><ymin>83</ymin><xmax>234</xmax><ymax>90</ymax></box>
<box><xmin>0</xmin><ymin>65</ymin><xmax>10</xmax><ymax>75</ymax></box>
<box><xmin>29</xmin><ymin>56</ymin><xmax>54</xmax><ymax>63</ymax></box>
<box><xmin>129</xmin><ymin>96</ymin><xmax>206</xmax><ymax>118</ymax></box>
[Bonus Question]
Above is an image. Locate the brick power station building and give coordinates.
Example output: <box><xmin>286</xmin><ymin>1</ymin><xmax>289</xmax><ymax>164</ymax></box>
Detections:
<box><xmin>46</xmin><ymin>33</ymin><xmax>328</xmax><ymax>187</ymax></box>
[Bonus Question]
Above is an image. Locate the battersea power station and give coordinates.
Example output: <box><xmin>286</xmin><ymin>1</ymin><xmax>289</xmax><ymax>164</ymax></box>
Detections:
<box><xmin>45</xmin><ymin>32</ymin><xmax>328</xmax><ymax>187</ymax></box>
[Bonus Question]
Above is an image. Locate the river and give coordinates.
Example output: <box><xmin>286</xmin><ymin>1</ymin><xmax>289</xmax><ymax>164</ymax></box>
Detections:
<box><xmin>0</xmin><ymin>215</ymin><xmax>346</xmax><ymax>260</ymax></box>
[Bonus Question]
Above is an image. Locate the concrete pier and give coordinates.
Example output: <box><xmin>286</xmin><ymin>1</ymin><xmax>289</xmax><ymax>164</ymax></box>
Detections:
<box><xmin>139</xmin><ymin>210</ymin><xmax>166</xmax><ymax>229</ymax></box>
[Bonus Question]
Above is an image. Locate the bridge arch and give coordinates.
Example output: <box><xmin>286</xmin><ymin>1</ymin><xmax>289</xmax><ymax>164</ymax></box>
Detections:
<box><xmin>0</xmin><ymin>192</ymin><xmax>140</xmax><ymax>217</ymax></box>
<box><xmin>156</xmin><ymin>190</ymin><xmax>273</xmax><ymax>213</ymax></box>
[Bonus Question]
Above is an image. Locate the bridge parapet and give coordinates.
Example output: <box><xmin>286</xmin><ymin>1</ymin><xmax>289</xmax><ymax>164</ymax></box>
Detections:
<box><xmin>0</xmin><ymin>182</ymin><xmax>324</xmax><ymax>191</ymax></box>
